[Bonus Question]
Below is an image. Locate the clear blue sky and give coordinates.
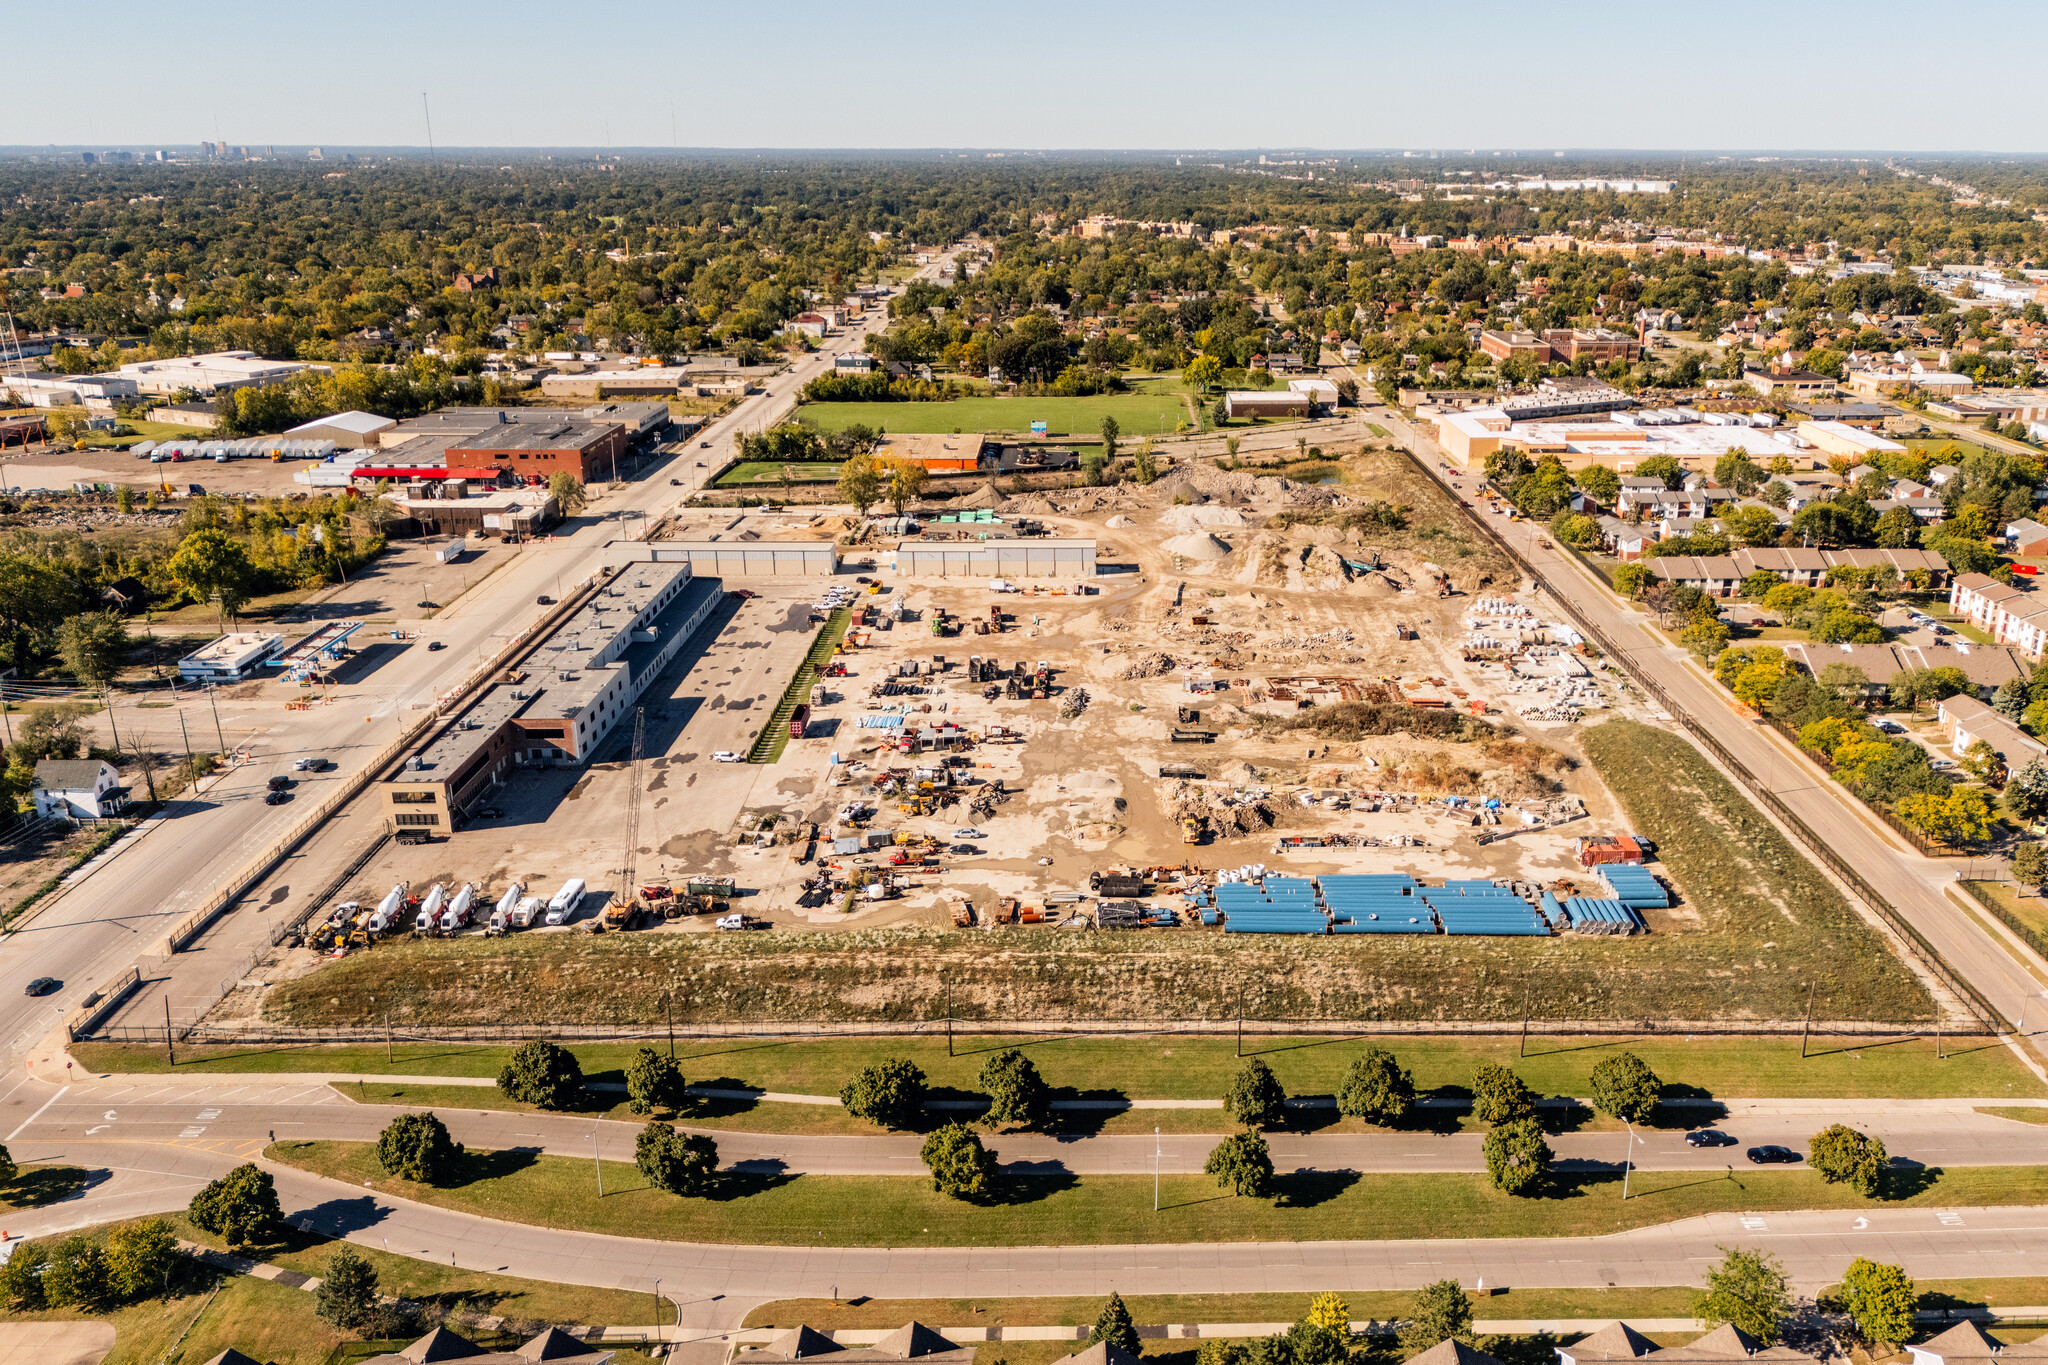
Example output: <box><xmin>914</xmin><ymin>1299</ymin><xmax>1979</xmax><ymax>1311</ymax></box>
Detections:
<box><xmin>12</xmin><ymin>0</ymin><xmax>2045</xmax><ymax>153</ymax></box>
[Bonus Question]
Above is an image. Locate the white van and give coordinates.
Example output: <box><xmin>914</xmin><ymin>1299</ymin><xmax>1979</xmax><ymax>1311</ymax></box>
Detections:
<box><xmin>544</xmin><ymin>878</ymin><xmax>586</xmax><ymax>926</ymax></box>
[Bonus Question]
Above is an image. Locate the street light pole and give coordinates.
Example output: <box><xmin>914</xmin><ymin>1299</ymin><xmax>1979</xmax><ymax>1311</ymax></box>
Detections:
<box><xmin>203</xmin><ymin>683</ymin><xmax>226</xmax><ymax>758</ymax></box>
<box><xmin>593</xmin><ymin>1123</ymin><xmax>604</xmax><ymax>1196</ymax></box>
<box><xmin>1622</xmin><ymin>1120</ymin><xmax>1636</xmax><ymax>1201</ymax></box>
<box><xmin>1154</xmin><ymin>1125</ymin><xmax>1161</xmax><ymax>1213</ymax></box>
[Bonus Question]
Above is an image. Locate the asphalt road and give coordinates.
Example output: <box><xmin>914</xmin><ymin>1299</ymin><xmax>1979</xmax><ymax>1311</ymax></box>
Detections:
<box><xmin>12</xmin><ymin>1078</ymin><xmax>2048</xmax><ymax>1176</ymax></box>
<box><xmin>1392</xmin><ymin>419</ymin><xmax>2048</xmax><ymax>1065</ymax></box>
<box><xmin>0</xmin><ymin>253</ymin><xmax>950</xmax><ymax>1070</ymax></box>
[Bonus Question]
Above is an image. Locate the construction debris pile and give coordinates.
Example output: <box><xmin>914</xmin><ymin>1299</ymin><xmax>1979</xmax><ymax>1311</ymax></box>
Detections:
<box><xmin>1165</xmin><ymin>779</ymin><xmax>1282</xmax><ymax>840</ymax></box>
<box><xmin>1119</xmin><ymin>652</ymin><xmax>1182</xmax><ymax>680</ymax></box>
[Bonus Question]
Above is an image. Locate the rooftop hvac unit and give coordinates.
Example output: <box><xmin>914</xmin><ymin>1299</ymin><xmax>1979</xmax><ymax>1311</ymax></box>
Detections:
<box><xmin>406</xmin><ymin>755</ymin><xmax>424</xmax><ymax>770</ymax></box>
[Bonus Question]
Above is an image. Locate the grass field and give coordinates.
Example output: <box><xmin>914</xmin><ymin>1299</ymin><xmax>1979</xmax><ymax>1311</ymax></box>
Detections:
<box><xmin>714</xmin><ymin>461</ymin><xmax>845</xmax><ymax>487</ymax></box>
<box><xmin>2</xmin><ymin>1211</ymin><xmax>665</xmax><ymax>1365</ymax></box>
<box><xmin>80</xmin><ymin>1031</ymin><xmax>2043</xmax><ymax>1107</ymax></box>
<box><xmin>799</xmin><ymin>388</ymin><xmax>1194</xmax><ymax>438</ymax></box>
<box><xmin>272</xmin><ymin>1140</ymin><xmax>2048</xmax><ymax>1247</ymax></box>
<box><xmin>1578</xmin><ymin>720</ymin><xmax>1934</xmax><ymax>1023</ymax></box>
<box><xmin>1963</xmin><ymin>879</ymin><xmax>2048</xmax><ymax>949</ymax></box>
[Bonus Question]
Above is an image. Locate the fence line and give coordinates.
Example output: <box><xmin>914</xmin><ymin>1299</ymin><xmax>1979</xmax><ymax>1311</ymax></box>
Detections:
<box><xmin>81</xmin><ymin>1013</ymin><xmax>1986</xmax><ymax>1049</ymax></box>
<box><xmin>1406</xmin><ymin>458</ymin><xmax>2010</xmax><ymax>1034</ymax></box>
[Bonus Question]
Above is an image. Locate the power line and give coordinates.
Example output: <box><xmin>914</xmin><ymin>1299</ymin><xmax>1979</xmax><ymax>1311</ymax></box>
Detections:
<box><xmin>422</xmin><ymin>92</ymin><xmax>436</xmax><ymax>164</ymax></box>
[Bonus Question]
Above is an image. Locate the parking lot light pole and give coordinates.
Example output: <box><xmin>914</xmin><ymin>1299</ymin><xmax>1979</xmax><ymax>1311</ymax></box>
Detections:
<box><xmin>1622</xmin><ymin>1121</ymin><xmax>1637</xmax><ymax>1201</ymax></box>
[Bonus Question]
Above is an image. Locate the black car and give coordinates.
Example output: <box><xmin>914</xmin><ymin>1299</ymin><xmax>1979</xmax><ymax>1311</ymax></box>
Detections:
<box><xmin>267</xmin><ymin>775</ymin><xmax>291</xmax><ymax>791</ymax></box>
<box><xmin>950</xmin><ymin>843</ymin><xmax>978</xmax><ymax>855</ymax></box>
<box><xmin>23</xmin><ymin>977</ymin><xmax>58</xmax><ymax>997</ymax></box>
<box><xmin>1747</xmin><ymin>1145</ymin><xmax>1802</xmax><ymax>1164</ymax></box>
<box><xmin>265</xmin><ymin>790</ymin><xmax>292</xmax><ymax>806</ymax></box>
<box><xmin>1686</xmin><ymin>1130</ymin><xmax>1738</xmax><ymax>1148</ymax></box>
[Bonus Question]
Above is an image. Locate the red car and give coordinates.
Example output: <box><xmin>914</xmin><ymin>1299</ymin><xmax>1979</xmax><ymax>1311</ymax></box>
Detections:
<box><xmin>728</xmin><ymin>589</ymin><xmax>755</xmax><ymax>600</ymax></box>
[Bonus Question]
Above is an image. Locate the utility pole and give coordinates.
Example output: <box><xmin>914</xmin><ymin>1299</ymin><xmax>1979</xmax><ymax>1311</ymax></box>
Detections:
<box><xmin>164</xmin><ymin>995</ymin><xmax>175</xmax><ymax>1065</ymax></box>
<box><xmin>593</xmin><ymin>1123</ymin><xmax>604</xmax><ymax>1196</ymax></box>
<box><xmin>665</xmin><ymin>992</ymin><xmax>674</xmax><ymax>1059</ymax></box>
<box><xmin>1519</xmin><ymin>977</ymin><xmax>1532</xmax><ymax>1059</ymax></box>
<box><xmin>1621</xmin><ymin>1120</ymin><xmax>1636</xmax><ymax>1200</ymax></box>
<box><xmin>204</xmin><ymin>683</ymin><xmax>226</xmax><ymax>758</ymax></box>
<box><xmin>1153</xmin><ymin>1125</ymin><xmax>1162</xmax><ymax>1213</ymax></box>
<box><xmin>947</xmin><ymin>978</ymin><xmax>954</xmax><ymax>1056</ymax></box>
<box><xmin>1799</xmin><ymin>981</ymin><xmax>1815</xmax><ymax>1059</ymax></box>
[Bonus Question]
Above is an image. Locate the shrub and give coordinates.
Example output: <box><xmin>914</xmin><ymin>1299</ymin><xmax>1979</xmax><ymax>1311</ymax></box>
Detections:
<box><xmin>189</xmin><ymin>1163</ymin><xmax>282</xmax><ymax>1251</ymax></box>
<box><xmin>106</xmin><ymin>1217</ymin><xmax>178</xmax><ymax>1300</ymax></box>
<box><xmin>636</xmin><ymin>1122</ymin><xmax>721</xmax><ymax>1197</ymax></box>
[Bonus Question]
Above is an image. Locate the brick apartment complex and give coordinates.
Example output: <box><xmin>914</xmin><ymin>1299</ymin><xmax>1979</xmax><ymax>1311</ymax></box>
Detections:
<box><xmin>1541</xmin><ymin>328</ymin><xmax>1643</xmax><ymax>364</ymax></box>
<box><xmin>445</xmin><ymin>417</ymin><xmax>628</xmax><ymax>484</ymax></box>
<box><xmin>1479</xmin><ymin>330</ymin><xmax>1551</xmax><ymax>365</ymax></box>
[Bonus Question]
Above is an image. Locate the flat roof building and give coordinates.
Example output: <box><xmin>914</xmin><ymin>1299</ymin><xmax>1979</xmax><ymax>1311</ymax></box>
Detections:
<box><xmin>179</xmin><ymin>632</ymin><xmax>284</xmax><ymax>682</ymax></box>
<box><xmin>1223</xmin><ymin>390</ymin><xmax>1312</xmax><ymax>418</ymax></box>
<box><xmin>1797</xmin><ymin>419</ymin><xmax>1906</xmax><ymax>460</ymax></box>
<box><xmin>382</xmin><ymin>564</ymin><xmax>722</xmax><ymax>833</ymax></box>
<box><xmin>446</xmin><ymin>417</ymin><xmax>629</xmax><ymax>485</ymax></box>
<box><xmin>286</xmin><ymin>410</ymin><xmax>397</xmax><ymax>449</ymax></box>
<box><xmin>115</xmin><ymin>350</ymin><xmax>310</xmax><ymax>396</ymax></box>
<box><xmin>609</xmin><ymin>538</ymin><xmax>839</xmax><ymax>577</ymax></box>
<box><xmin>892</xmin><ymin>538</ymin><xmax>1096</xmax><ymax>578</ymax></box>
<box><xmin>872</xmin><ymin>432</ymin><xmax>987</xmax><ymax>473</ymax></box>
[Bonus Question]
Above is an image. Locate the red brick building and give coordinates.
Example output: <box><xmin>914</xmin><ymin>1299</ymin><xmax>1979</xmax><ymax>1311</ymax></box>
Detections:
<box><xmin>445</xmin><ymin>418</ymin><xmax>628</xmax><ymax>484</ymax></box>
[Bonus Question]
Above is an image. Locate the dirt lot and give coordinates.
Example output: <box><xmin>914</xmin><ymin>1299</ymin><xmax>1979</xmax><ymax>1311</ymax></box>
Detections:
<box><xmin>1</xmin><ymin>443</ymin><xmax>328</xmax><ymax>498</ymax></box>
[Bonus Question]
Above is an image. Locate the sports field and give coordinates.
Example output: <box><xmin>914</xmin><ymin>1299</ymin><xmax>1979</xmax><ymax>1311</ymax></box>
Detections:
<box><xmin>800</xmin><ymin>388</ymin><xmax>1196</xmax><ymax>438</ymax></box>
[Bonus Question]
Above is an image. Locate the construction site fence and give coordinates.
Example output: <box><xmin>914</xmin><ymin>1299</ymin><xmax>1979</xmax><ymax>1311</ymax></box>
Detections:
<box><xmin>1406</xmin><ymin>457</ymin><xmax>2012</xmax><ymax>1035</ymax></box>
<box><xmin>81</xmin><ymin>1014</ymin><xmax>1988</xmax><ymax>1048</ymax></box>
<box><xmin>155</xmin><ymin>578</ymin><xmax>607</xmax><ymax>962</ymax></box>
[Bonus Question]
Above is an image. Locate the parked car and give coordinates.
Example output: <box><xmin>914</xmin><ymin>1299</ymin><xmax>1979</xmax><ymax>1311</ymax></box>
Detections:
<box><xmin>1746</xmin><ymin>1145</ymin><xmax>1801</xmax><ymax>1164</ymax></box>
<box><xmin>950</xmin><ymin>843</ymin><xmax>978</xmax><ymax>855</ymax></box>
<box><xmin>1685</xmin><ymin>1130</ymin><xmax>1737</xmax><ymax>1148</ymax></box>
<box><xmin>1874</xmin><ymin>719</ymin><xmax>1905</xmax><ymax>734</ymax></box>
<box><xmin>952</xmin><ymin>827</ymin><xmax>986</xmax><ymax>840</ymax></box>
<box><xmin>23</xmin><ymin>977</ymin><xmax>59</xmax><ymax>997</ymax></box>
<box><xmin>713</xmin><ymin>751</ymin><xmax>743</xmax><ymax>763</ymax></box>
<box><xmin>536</xmin><ymin>595</ymin><xmax>553</xmax><ymax>605</ymax></box>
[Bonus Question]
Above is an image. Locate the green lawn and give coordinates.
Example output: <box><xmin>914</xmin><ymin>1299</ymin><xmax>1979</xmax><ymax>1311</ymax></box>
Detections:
<box><xmin>799</xmin><ymin>390</ymin><xmax>1194</xmax><ymax>438</ymax></box>
<box><xmin>713</xmin><ymin>461</ymin><xmax>844</xmax><ymax>487</ymax></box>
<box><xmin>271</xmin><ymin>1140</ymin><xmax>2048</xmax><ymax>1247</ymax></box>
<box><xmin>78</xmin><ymin>1031</ymin><xmax>2041</xmax><ymax>1104</ymax></box>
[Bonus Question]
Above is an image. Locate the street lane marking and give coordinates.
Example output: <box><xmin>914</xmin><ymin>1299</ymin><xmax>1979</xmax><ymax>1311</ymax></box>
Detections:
<box><xmin>1939</xmin><ymin>1211</ymin><xmax>1966</xmax><ymax>1226</ymax></box>
<box><xmin>1740</xmin><ymin>1217</ymin><xmax>1769</xmax><ymax>1231</ymax></box>
<box><xmin>1853</xmin><ymin>1217</ymin><xmax>1870</xmax><ymax>1230</ymax></box>
<box><xmin>5</xmin><ymin>1085</ymin><xmax>68</xmax><ymax>1141</ymax></box>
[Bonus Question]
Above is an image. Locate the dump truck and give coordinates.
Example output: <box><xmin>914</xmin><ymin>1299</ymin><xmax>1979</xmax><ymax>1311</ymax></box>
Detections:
<box><xmin>686</xmin><ymin>876</ymin><xmax>736</xmax><ymax>898</ymax></box>
<box><xmin>788</xmin><ymin>703</ymin><xmax>811</xmax><ymax>738</ymax></box>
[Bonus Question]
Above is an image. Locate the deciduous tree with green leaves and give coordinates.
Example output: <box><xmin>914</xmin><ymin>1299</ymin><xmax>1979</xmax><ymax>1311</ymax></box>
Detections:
<box><xmin>1335</xmin><ymin>1046</ymin><xmax>1414</xmax><ymax>1125</ymax></box>
<box><xmin>548</xmin><ymin>470</ymin><xmax>588</xmax><ymax>514</ymax></box>
<box><xmin>1204</xmin><ymin>1129</ymin><xmax>1275</xmax><ymax>1197</ymax></box>
<box><xmin>167</xmin><ymin>529</ymin><xmax>256</xmax><ymax>628</ymax></box>
<box><xmin>1693</xmin><ymin>1246</ymin><xmax>1791</xmax><ymax>1343</ymax></box>
<box><xmin>1223</xmin><ymin>1057</ymin><xmax>1287</xmax><ymax>1129</ymax></box>
<box><xmin>496</xmin><ymin>1039</ymin><xmax>584</xmax><ymax>1110</ymax></box>
<box><xmin>1482</xmin><ymin>1117</ymin><xmax>1553</xmax><ymax>1195</ymax></box>
<box><xmin>841</xmin><ymin>1057</ymin><xmax>928</xmax><ymax>1128</ymax></box>
<box><xmin>188</xmin><ymin>1162</ymin><xmax>282</xmax><ymax>1251</ymax></box>
<box><xmin>626</xmin><ymin>1046</ymin><xmax>689</xmax><ymax>1116</ymax></box>
<box><xmin>837</xmin><ymin>453</ymin><xmax>885</xmax><ymax>516</ymax></box>
<box><xmin>1589</xmin><ymin>1052</ymin><xmax>1662</xmax><ymax>1124</ymax></box>
<box><xmin>1839</xmin><ymin>1257</ymin><xmax>1916</xmax><ymax>1347</ymax></box>
<box><xmin>106</xmin><ymin>1217</ymin><xmax>178</xmax><ymax>1301</ymax></box>
<box><xmin>57</xmin><ymin>612</ymin><xmax>130</xmax><ymax>691</ymax></box>
<box><xmin>636</xmin><ymin>1122</ymin><xmax>720</xmax><ymax>1197</ymax></box>
<box><xmin>979</xmin><ymin>1048</ymin><xmax>1051</xmax><ymax>1131</ymax></box>
<box><xmin>43</xmin><ymin>1235</ymin><xmax>113</xmax><ymax>1310</ymax></box>
<box><xmin>919</xmin><ymin>1121</ymin><xmax>997</xmax><ymax>1199</ymax></box>
<box><xmin>1809</xmin><ymin>1123</ymin><xmax>1890</xmax><ymax>1196</ymax></box>
<box><xmin>375</xmin><ymin>1111</ymin><xmax>465</xmax><ymax>1184</ymax></box>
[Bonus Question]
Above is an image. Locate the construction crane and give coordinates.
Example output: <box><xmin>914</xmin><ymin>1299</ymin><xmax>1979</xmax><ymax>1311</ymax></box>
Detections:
<box><xmin>609</xmin><ymin>707</ymin><xmax>645</xmax><ymax>929</ymax></box>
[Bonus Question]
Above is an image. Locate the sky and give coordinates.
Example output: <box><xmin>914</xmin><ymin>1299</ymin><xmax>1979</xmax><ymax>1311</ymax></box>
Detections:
<box><xmin>9</xmin><ymin>0</ymin><xmax>2046</xmax><ymax>154</ymax></box>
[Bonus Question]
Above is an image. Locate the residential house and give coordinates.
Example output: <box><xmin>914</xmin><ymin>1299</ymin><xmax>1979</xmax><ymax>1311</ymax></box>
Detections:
<box><xmin>1937</xmin><ymin>693</ymin><xmax>2046</xmax><ymax>767</ymax></box>
<box><xmin>833</xmin><ymin>353</ymin><xmax>877</xmax><ymax>374</ymax></box>
<box><xmin>790</xmin><ymin>312</ymin><xmax>832</xmax><ymax>338</ymax></box>
<box><xmin>2008</xmin><ymin>518</ymin><xmax>2048</xmax><ymax>556</ymax></box>
<box><xmin>356</xmin><ymin>1324</ymin><xmax>614</xmax><ymax>1363</ymax></box>
<box><xmin>100</xmin><ymin>576</ymin><xmax>149</xmax><ymax>613</ymax></box>
<box><xmin>1908</xmin><ymin>1319</ymin><xmax>2048</xmax><ymax>1365</ymax></box>
<box><xmin>1646</xmin><ymin>555</ymin><xmax>1745</xmax><ymax>596</ymax></box>
<box><xmin>1867</xmin><ymin>497</ymin><xmax>1946</xmax><ymax>523</ymax></box>
<box><xmin>1558</xmin><ymin>1322</ymin><xmax>1818</xmax><ymax>1365</ymax></box>
<box><xmin>32</xmin><ymin>759</ymin><xmax>127</xmax><ymax>820</ymax></box>
<box><xmin>1733</xmin><ymin>546</ymin><xmax>1830</xmax><ymax>585</ymax></box>
<box><xmin>1783</xmin><ymin>640</ymin><xmax>2027</xmax><ymax>703</ymax></box>
<box><xmin>1597</xmin><ymin>516</ymin><xmax>1648</xmax><ymax>559</ymax></box>
<box><xmin>744</xmin><ymin>1323</ymin><xmax>976</xmax><ymax>1365</ymax></box>
<box><xmin>451</xmin><ymin>268</ymin><xmax>499</xmax><ymax>292</ymax></box>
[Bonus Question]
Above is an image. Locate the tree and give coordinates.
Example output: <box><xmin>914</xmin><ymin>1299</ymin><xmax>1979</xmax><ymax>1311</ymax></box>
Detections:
<box><xmin>1636</xmin><ymin>454</ymin><xmax>1684</xmax><ymax>490</ymax></box>
<box><xmin>1184</xmin><ymin>356</ymin><xmax>1222</xmax><ymax>392</ymax></box>
<box><xmin>0</xmin><ymin>552</ymin><xmax>77</xmax><ymax>674</ymax></box>
<box><xmin>635</xmin><ymin>1121</ymin><xmax>721</xmax><ymax>1196</ymax></box>
<box><xmin>1681</xmin><ymin>618</ymin><xmax>1732</xmax><ymax>661</ymax></box>
<box><xmin>837</xmin><ymin>453</ymin><xmax>885</xmax><ymax>516</ymax></box>
<box><xmin>2012</xmin><ymin>841</ymin><xmax>2048</xmax><ymax>886</ymax></box>
<box><xmin>1589</xmin><ymin>1052</ymin><xmax>1662</xmax><ymax>1123</ymax></box>
<box><xmin>547</xmin><ymin>470</ymin><xmax>588</xmax><ymax>514</ymax></box>
<box><xmin>1399</xmin><ymin>1279</ymin><xmax>1474</xmax><ymax>1355</ymax></box>
<box><xmin>841</xmin><ymin>1057</ymin><xmax>928</xmax><ymax>1128</ymax></box>
<box><xmin>1471</xmin><ymin>1061</ymin><xmax>1537</xmax><ymax>1125</ymax></box>
<box><xmin>1693</xmin><ymin>1246</ymin><xmax>1791</xmax><ymax>1343</ymax></box>
<box><xmin>626</xmin><ymin>1046</ymin><xmax>689</xmax><ymax>1115</ymax></box>
<box><xmin>1994</xmin><ymin>677</ymin><xmax>2030</xmax><ymax>721</ymax></box>
<box><xmin>883</xmin><ymin>456</ymin><xmax>928</xmax><ymax>513</ymax></box>
<box><xmin>1091</xmin><ymin>1292</ymin><xmax>1141</xmax><ymax>1353</ymax></box>
<box><xmin>1204</xmin><ymin>1129</ymin><xmax>1275</xmax><ymax>1196</ymax></box>
<box><xmin>1223</xmin><ymin>1057</ymin><xmax>1287</xmax><ymax>1129</ymax></box>
<box><xmin>167</xmin><ymin>528</ymin><xmax>256</xmax><ymax>627</ymax></box>
<box><xmin>1890</xmin><ymin>665</ymin><xmax>1970</xmax><ymax>711</ymax></box>
<box><xmin>1335</xmin><ymin>1046</ymin><xmax>1415</xmax><ymax>1125</ymax></box>
<box><xmin>920</xmin><ymin>1121</ymin><xmax>998</xmax><ymax>1198</ymax></box>
<box><xmin>980</xmin><ymin>1048</ymin><xmax>1051</xmax><ymax>1130</ymax></box>
<box><xmin>106</xmin><ymin>1217</ymin><xmax>178</xmax><ymax>1301</ymax></box>
<box><xmin>375</xmin><ymin>1111</ymin><xmax>465</xmax><ymax>1184</ymax></box>
<box><xmin>1133</xmin><ymin>441</ymin><xmax>1157</xmax><ymax>485</ymax></box>
<box><xmin>1723</xmin><ymin>506</ymin><xmax>1782</xmax><ymax>547</ymax></box>
<box><xmin>0</xmin><ymin>1239</ymin><xmax>47</xmax><ymax>1310</ymax></box>
<box><xmin>1840</xmin><ymin>1257</ymin><xmax>1916</xmax><ymax>1347</ymax></box>
<box><xmin>1552</xmin><ymin>511</ymin><xmax>1601</xmax><ymax>549</ymax></box>
<box><xmin>1873</xmin><ymin>506</ymin><xmax>1921</xmax><ymax>548</ymax></box>
<box><xmin>1483</xmin><ymin>1117</ymin><xmax>1553</xmax><ymax>1195</ymax></box>
<box><xmin>0</xmin><ymin>1142</ymin><xmax>14</xmax><ymax>1186</ymax></box>
<box><xmin>1809</xmin><ymin>1123</ymin><xmax>1890</xmax><ymax>1197</ymax></box>
<box><xmin>316</xmin><ymin>1245</ymin><xmax>380</xmax><ymax>1330</ymax></box>
<box><xmin>1897</xmin><ymin>788</ymin><xmax>1994</xmax><ymax>844</ymax></box>
<box><xmin>1959</xmin><ymin>738</ymin><xmax>2002</xmax><ymax>786</ymax></box>
<box><xmin>189</xmin><ymin>1162</ymin><xmax>282</xmax><ymax>1251</ymax></box>
<box><xmin>1613</xmin><ymin>563</ymin><xmax>1653</xmax><ymax>598</ymax></box>
<box><xmin>496</xmin><ymin>1039</ymin><xmax>583</xmax><ymax>1110</ymax></box>
<box><xmin>1578</xmin><ymin>464</ymin><xmax>1621</xmax><ymax>503</ymax></box>
<box><xmin>57</xmin><ymin>612</ymin><xmax>130</xmax><ymax>691</ymax></box>
<box><xmin>43</xmin><ymin>1235</ymin><xmax>113</xmax><ymax>1310</ymax></box>
<box><xmin>1713</xmin><ymin>449</ymin><xmax>1765</xmax><ymax>496</ymax></box>
<box><xmin>1304</xmin><ymin>1292</ymin><xmax>1350</xmax><ymax>1335</ymax></box>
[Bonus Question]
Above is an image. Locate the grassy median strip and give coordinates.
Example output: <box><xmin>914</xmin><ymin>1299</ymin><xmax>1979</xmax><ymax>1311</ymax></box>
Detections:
<box><xmin>81</xmin><ymin>1031</ymin><xmax>2046</xmax><ymax>1102</ymax></box>
<box><xmin>271</xmin><ymin>1140</ymin><xmax>2048</xmax><ymax>1248</ymax></box>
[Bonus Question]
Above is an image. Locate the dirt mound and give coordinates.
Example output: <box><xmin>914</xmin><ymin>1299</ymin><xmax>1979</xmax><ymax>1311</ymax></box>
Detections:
<box><xmin>952</xmin><ymin>482</ymin><xmax>1007</xmax><ymax>510</ymax></box>
<box><xmin>1118</xmin><ymin>651</ymin><xmax>1180</xmax><ymax>679</ymax></box>
<box><xmin>1160</xmin><ymin>504</ymin><xmax>1248</xmax><ymax>531</ymax></box>
<box><xmin>1163</xmin><ymin>779</ymin><xmax>1281</xmax><ymax>841</ymax></box>
<box><xmin>1163</xmin><ymin>532</ymin><xmax>1232</xmax><ymax>560</ymax></box>
<box><xmin>1106</xmin><ymin>515</ymin><xmax>1136</xmax><ymax>528</ymax></box>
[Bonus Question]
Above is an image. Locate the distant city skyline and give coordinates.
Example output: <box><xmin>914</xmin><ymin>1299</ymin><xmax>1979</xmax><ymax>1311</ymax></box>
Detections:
<box><xmin>10</xmin><ymin>0</ymin><xmax>2046</xmax><ymax>154</ymax></box>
